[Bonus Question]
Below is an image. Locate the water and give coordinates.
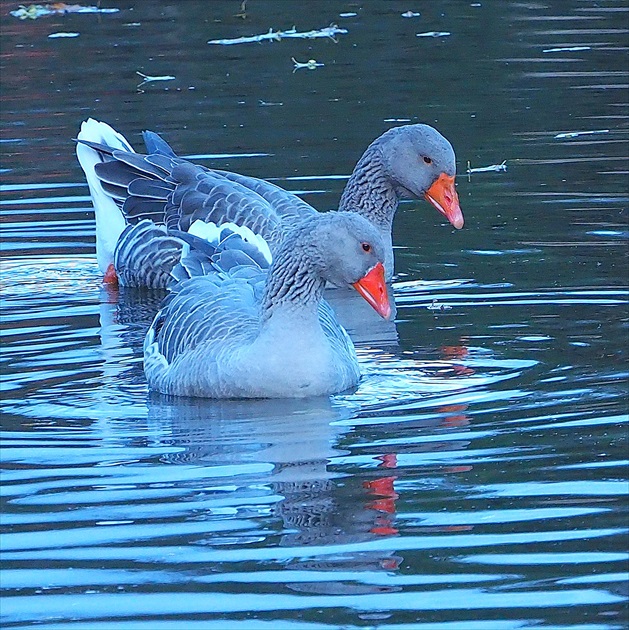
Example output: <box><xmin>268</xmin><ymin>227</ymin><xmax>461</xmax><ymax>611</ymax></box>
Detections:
<box><xmin>1</xmin><ymin>1</ymin><xmax>628</xmax><ymax>628</ymax></box>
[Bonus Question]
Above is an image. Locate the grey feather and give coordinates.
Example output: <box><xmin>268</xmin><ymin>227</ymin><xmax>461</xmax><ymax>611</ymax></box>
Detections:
<box><xmin>115</xmin><ymin>220</ymin><xmax>184</xmax><ymax>288</ymax></box>
<box><xmin>128</xmin><ymin>178</ymin><xmax>173</xmax><ymax>199</ymax></box>
<box><xmin>142</xmin><ymin>130</ymin><xmax>178</xmax><ymax>158</ymax></box>
<box><xmin>214</xmin><ymin>170</ymin><xmax>317</xmax><ymax>220</ymax></box>
<box><xmin>122</xmin><ymin>197</ymin><xmax>168</xmax><ymax>224</ymax></box>
<box><xmin>75</xmin><ymin>137</ymin><xmax>118</xmax><ymax>157</ymax></box>
<box><xmin>170</xmin><ymin>224</ymin><xmax>269</xmax><ymax>283</ymax></box>
<box><xmin>94</xmin><ymin>160</ymin><xmax>149</xmax><ymax>188</ymax></box>
<box><xmin>111</xmin><ymin>149</ymin><xmax>174</xmax><ymax>180</ymax></box>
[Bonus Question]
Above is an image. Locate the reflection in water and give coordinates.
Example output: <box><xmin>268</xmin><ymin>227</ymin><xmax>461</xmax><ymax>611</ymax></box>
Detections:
<box><xmin>144</xmin><ymin>393</ymin><xmax>475</xmax><ymax>597</ymax></box>
<box><xmin>98</xmin><ymin>284</ymin><xmax>166</xmax><ymax>356</ymax></box>
<box><xmin>325</xmin><ymin>285</ymin><xmax>399</xmax><ymax>346</ymax></box>
<box><xmin>147</xmin><ymin>394</ymin><xmax>401</xmax><ymax>595</ymax></box>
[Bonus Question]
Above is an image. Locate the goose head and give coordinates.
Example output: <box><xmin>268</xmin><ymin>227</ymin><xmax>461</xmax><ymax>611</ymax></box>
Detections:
<box><xmin>310</xmin><ymin>212</ymin><xmax>392</xmax><ymax>320</ymax></box>
<box><xmin>379</xmin><ymin>124</ymin><xmax>463</xmax><ymax>229</ymax></box>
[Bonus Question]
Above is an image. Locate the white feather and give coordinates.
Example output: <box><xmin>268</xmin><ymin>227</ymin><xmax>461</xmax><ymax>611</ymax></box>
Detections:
<box><xmin>76</xmin><ymin>119</ymin><xmax>129</xmax><ymax>272</ymax></box>
<box><xmin>144</xmin><ymin>317</ymin><xmax>170</xmax><ymax>370</ymax></box>
<box><xmin>188</xmin><ymin>219</ymin><xmax>273</xmax><ymax>264</ymax></box>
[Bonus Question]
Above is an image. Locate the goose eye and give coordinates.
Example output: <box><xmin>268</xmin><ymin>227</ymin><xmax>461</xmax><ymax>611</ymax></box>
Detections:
<box><xmin>361</xmin><ymin>242</ymin><xmax>372</xmax><ymax>253</ymax></box>
<box><xmin>423</xmin><ymin>156</ymin><xmax>432</xmax><ymax>164</ymax></box>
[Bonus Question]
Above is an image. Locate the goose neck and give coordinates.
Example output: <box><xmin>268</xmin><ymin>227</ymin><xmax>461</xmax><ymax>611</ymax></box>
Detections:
<box><xmin>339</xmin><ymin>146</ymin><xmax>397</xmax><ymax>228</ymax></box>
<box><xmin>261</xmin><ymin>246</ymin><xmax>325</xmax><ymax>321</ymax></box>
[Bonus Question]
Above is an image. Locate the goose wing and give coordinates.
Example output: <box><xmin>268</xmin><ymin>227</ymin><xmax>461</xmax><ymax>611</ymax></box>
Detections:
<box><xmin>317</xmin><ymin>299</ymin><xmax>357</xmax><ymax>368</ymax></box>
<box><xmin>213</xmin><ymin>170</ymin><xmax>317</xmax><ymax>222</ymax></box>
<box><xmin>144</xmin><ymin>224</ymin><xmax>268</xmax><ymax>385</ymax></box>
<box><xmin>79</xmin><ymin>130</ymin><xmax>315</xmax><ymax>248</ymax></box>
<box><xmin>114</xmin><ymin>220</ymin><xmax>184</xmax><ymax>289</ymax></box>
<box><xmin>141</xmin><ymin>129</ymin><xmax>317</xmax><ymax>222</ymax></box>
<box><xmin>146</xmin><ymin>272</ymin><xmax>261</xmax><ymax>368</ymax></box>
<box><xmin>81</xmin><ymin>142</ymin><xmax>297</xmax><ymax>253</ymax></box>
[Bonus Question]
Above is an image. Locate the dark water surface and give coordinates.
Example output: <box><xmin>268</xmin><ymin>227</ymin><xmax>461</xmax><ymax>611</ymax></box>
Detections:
<box><xmin>1</xmin><ymin>1</ymin><xmax>628</xmax><ymax>628</ymax></box>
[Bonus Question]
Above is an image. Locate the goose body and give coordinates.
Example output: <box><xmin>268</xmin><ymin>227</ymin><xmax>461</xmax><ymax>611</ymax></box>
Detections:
<box><xmin>144</xmin><ymin>212</ymin><xmax>390</xmax><ymax>398</ymax></box>
<box><xmin>76</xmin><ymin>119</ymin><xmax>462</xmax><ymax>287</ymax></box>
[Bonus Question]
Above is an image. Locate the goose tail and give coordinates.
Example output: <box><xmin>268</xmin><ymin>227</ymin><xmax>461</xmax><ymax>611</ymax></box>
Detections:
<box><xmin>76</xmin><ymin>119</ymin><xmax>130</xmax><ymax>273</ymax></box>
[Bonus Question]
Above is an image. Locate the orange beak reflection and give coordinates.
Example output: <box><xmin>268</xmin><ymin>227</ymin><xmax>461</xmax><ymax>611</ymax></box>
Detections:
<box><xmin>425</xmin><ymin>173</ymin><xmax>464</xmax><ymax>229</ymax></box>
<box><xmin>353</xmin><ymin>262</ymin><xmax>392</xmax><ymax>320</ymax></box>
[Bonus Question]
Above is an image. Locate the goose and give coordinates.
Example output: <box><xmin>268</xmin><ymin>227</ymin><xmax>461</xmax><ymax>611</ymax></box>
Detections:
<box><xmin>144</xmin><ymin>211</ymin><xmax>391</xmax><ymax>398</ymax></box>
<box><xmin>76</xmin><ymin>119</ymin><xmax>462</xmax><ymax>287</ymax></box>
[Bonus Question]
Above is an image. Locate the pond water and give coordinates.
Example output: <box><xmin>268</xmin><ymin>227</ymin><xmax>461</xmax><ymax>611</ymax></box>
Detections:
<box><xmin>1</xmin><ymin>1</ymin><xmax>628</xmax><ymax>628</ymax></box>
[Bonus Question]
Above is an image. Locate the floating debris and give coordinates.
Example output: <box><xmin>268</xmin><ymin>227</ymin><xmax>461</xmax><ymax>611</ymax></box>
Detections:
<box><xmin>208</xmin><ymin>24</ymin><xmax>347</xmax><ymax>45</ymax></box>
<box><xmin>416</xmin><ymin>31</ymin><xmax>450</xmax><ymax>38</ymax></box>
<box><xmin>402</xmin><ymin>11</ymin><xmax>420</xmax><ymax>18</ymax></box>
<box><xmin>427</xmin><ymin>300</ymin><xmax>452</xmax><ymax>312</ymax></box>
<box><xmin>467</xmin><ymin>160</ymin><xmax>507</xmax><ymax>174</ymax></box>
<box><xmin>555</xmin><ymin>129</ymin><xmax>609</xmax><ymax>139</ymax></box>
<box><xmin>292</xmin><ymin>57</ymin><xmax>324</xmax><ymax>72</ymax></box>
<box><xmin>136</xmin><ymin>71</ymin><xmax>176</xmax><ymax>89</ymax></box>
<box><xmin>48</xmin><ymin>31</ymin><xmax>79</xmax><ymax>38</ymax></box>
<box><xmin>543</xmin><ymin>46</ymin><xmax>591</xmax><ymax>53</ymax></box>
<box><xmin>11</xmin><ymin>3</ymin><xmax>119</xmax><ymax>19</ymax></box>
<box><xmin>234</xmin><ymin>0</ymin><xmax>247</xmax><ymax>19</ymax></box>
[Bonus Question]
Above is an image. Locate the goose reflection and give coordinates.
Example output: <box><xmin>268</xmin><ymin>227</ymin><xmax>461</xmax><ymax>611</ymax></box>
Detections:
<box><xmin>145</xmin><ymin>394</ymin><xmax>406</xmax><ymax>594</ymax></box>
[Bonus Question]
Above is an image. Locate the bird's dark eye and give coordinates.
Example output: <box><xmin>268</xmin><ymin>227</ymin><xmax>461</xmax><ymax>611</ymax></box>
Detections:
<box><xmin>423</xmin><ymin>156</ymin><xmax>432</xmax><ymax>164</ymax></box>
<box><xmin>362</xmin><ymin>242</ymin><xmax>372</xmax><ymax>253</ymax></box>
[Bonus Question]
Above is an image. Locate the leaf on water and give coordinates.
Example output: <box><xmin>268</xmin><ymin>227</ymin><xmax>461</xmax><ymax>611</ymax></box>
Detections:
<box><xmin>292</xmin><ymin>57</ymin><xmax>324</xmax><ymax>72</ymax></box>
<box><xmin>234</xmin><ymin>0</ymin><xmax>247</xmax><ymax>19</ymax></box>
<box><xmin>208</xmin><ymin>24</ymin><xmax>348</xmax><ymax>45</ymax></box>
<box><xmin>11</xmin><ymin>3</ymin><xmax>119</xmax><ymax>20</ymax></box>
<box><xmin>427</xmin><ymin>300</ymin><xmax>452</xmax><ymax>311</ymax></box>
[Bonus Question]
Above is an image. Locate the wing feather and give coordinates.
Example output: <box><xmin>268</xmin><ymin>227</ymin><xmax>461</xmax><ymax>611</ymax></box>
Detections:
<box><xmin>114</xmin><ymin>220</ymin><xmax>184</xmax><ymax>288</ymax></box>
<box><xmin>80</xmin><ymin>122</ymin><xmax>319</xmax><ymax>289</ymax></box>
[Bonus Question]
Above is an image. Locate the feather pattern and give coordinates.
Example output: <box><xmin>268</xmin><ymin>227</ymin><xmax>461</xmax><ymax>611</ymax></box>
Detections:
<box><xmin>114</xmin><ymin>220</ymin><xmax>184</xmax><ymax>288</ymax></box>
<box><xmin>213</xmin><ymin>170</ymin><xmax>317</xmax><ymax>220</ymax></box>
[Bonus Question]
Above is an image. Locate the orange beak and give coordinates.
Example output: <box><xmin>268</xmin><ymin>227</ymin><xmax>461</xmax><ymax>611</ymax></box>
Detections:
<box><xmin>424</xmin><ymin>173</ymin><xmax>464</xmax><ymax>229</ymax></box>
<box><xmin>352</xmin><ymin>262</ymin><xmax>392</xmax><ymax>320</ymax></box>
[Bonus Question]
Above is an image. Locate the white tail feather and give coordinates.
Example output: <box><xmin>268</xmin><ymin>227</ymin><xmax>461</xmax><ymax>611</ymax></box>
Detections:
<box><xmin>76</xmin><ymin>119</ymin><xmax>130</xmax><ymax>273</ymax></box>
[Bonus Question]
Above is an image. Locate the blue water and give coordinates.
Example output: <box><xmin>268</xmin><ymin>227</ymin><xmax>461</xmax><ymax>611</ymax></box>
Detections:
<box><xmin>1</xmin><ymin>1</ymin><xmax>628</xmax><ymax>628</ymax></box>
